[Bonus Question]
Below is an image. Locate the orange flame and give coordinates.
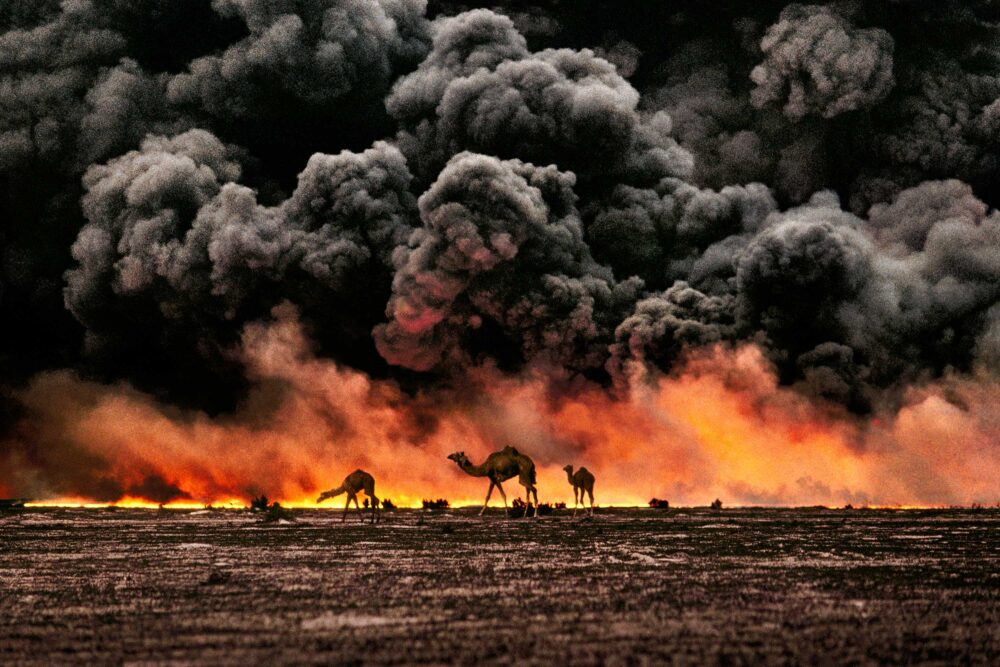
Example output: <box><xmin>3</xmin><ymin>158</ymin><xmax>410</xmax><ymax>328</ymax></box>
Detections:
<box><xmin>4</xmin><ymin>306</ymin><xmax>999</xmax><ymax>509</ymax></box>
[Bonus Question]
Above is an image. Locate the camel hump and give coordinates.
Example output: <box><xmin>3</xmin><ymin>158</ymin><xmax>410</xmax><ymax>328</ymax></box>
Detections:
<box><xmin>501</xmin><ymin>445</ymin><xmax>520</xmax><ymax>457</ymax></box>
<box><xmin>347</xmin><ymin>469</ymin><xmax>373</xmax><ymax>487</ymax></box>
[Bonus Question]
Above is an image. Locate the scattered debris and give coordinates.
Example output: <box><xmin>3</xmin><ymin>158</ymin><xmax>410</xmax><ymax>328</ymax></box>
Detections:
<box><xmin>382</xmin><ymin>498</ymin><xmax>397</xmax><ymax>510</ymax></box>
<box><xmin>503</xmin><ymin>499</ymin><xmax>562</xmax><ymax>516</ymax></box>
<box><xmin>249</xmin><ymin>495</ymin><xmax>296</xmax><ymax>523</ymax></box>
<box><xmin>263</xmin><ymin>502</ymin><xmax>296</xmax><ymax>523</ymax></box>
<box><xmin>0</xmin><ymin>498</ymin><xmax>29</xmax><ymax>510</ymax></box>
<box><xmin>422</xmin><ymin>498</ymin><xmax>450</xmax><ymax>510</ymax></box>
<box><xmin>249</xmin><ymin>495</ymin><xmax>270</xmax><ymax>512</ymax></box>
<box><xmin>536</xmin><ymin>503</ymin><xmax>559</xmax><ymax>516</ymax></box>
<box><xmin>509</xmin><ymin>497</ymin><xmax>529</xmax><ymax>518</ymax></box>
<box><xmin>202</xmin><ymin>570</ymin><xmax>230</xmax><ymax>586</ymax></box>
<box><xmin>508</xmin><ymin>498</ymin><xmax>550</xmax><ymax>518</ymax></box>
<box><xmin>649</xmin><ymin>498</ymin><xmax>670</xmax><ymax>509</ymax></box>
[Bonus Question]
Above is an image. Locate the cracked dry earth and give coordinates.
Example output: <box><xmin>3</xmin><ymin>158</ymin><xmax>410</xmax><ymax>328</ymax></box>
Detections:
<box><xmin>1</xmin><ymin>508</ymin><xmax>998</xmax><ymax>665</ymax></box>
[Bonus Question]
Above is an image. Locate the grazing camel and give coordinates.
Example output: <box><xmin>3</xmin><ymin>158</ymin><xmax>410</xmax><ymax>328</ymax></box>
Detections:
<box><xmin>563</xmin><ymin>465</ymin><xmax>595</xmax><ymax>516</ymax></box>
<box><xmin>316</xmin><ymin>469</ymin><xmax>379</xmax><ymax>523</ymax></box>
<box><xmin>448</xmin><ymin>446</ymin><xmax>539</xmax><ymax>517</ymax></box>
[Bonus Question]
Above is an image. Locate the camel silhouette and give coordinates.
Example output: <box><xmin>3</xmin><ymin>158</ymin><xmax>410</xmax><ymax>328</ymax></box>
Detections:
<box><xmin>563</xmin><ymin>465</ymin><xmax>595</xmax><ymax>516</ymax></box>
<box><xmin>316</xmin><ymin>469</ymin><xmax>379</xmax><ymax>523</ymax></box>
<box><xmin>448</xmin><ymin>446</ymin><xmax>539</xmax><ymax>517</ymax></box>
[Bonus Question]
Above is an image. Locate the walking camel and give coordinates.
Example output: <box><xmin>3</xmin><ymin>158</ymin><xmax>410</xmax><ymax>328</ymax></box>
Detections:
<box><xmin>448</xmin><ymin>446</ymin><xmax>540</xmax><ymax>517</ymax></box>
<box><xmin>316</xmin><ymin>469</ymin><xmax>380</xmax><ymax>523</ymax></box>
<box><xmin>563</xmin><ymin>465</ymin><xmax>595</xmax><ymax>516</ymax></box>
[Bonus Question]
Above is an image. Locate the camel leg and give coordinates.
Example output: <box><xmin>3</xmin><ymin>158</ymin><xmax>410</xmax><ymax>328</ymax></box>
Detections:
<box><xmin>355</xmin><ymin>495</ymin><xmax>364</xmax><ymax>523</ymax></box>
<box><xmin>480</xmin><ymin>482</ymin><xmax>495</xmax><ymax>516</ymax></box>
<box><xmin>495</xmin><ymin>482</ymin><xmax>509</xmax><ymax>517</ymax></box>
<box><xmin>573</xmin><ymin>487</ymin><xmax>579</xmax><ymax>517</ymax></box>
<box><xmin>532</xmin><ymin>486</ymin><xmax>540</xmax><ymax>519</ymax></box>
<box><xmin>520</xmin><ymin>484</ymin><xmax>532</xmax><ymax>517</ymax></box>
<box><xmin>371</xmin><ymin>495</ymin><xmax>380</xmax><ymax>524</ymax></box>
<box><xmin>342</xmin><ymin>494</ymin><xmax>352</xmax><ymax>523</ymax></box>
<box><xmin>588</xmin><ymin>488</ymin><xmax>595</xmax><ymax>516</ymax></box>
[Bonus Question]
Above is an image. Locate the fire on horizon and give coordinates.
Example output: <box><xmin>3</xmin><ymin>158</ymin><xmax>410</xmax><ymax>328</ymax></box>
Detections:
<box><xmin>1</xmin><ymin>1</ymin><xmax>1000</xmax><ymax>511</ymax></box>
<box><xmin>6</xmin><ymin>309</ymin><xmax>998</xmax><ymax>510</ymax></box>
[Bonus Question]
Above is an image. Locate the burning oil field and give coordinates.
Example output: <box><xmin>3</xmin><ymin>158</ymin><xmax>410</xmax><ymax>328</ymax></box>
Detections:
<box><xmin>1</xmin><ymin>0</ymin><xmax>1000</xmax><ymax>663</ymax></box>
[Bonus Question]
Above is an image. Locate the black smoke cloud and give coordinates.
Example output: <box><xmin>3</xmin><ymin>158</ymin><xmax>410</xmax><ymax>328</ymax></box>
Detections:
<box><xmin>3</xmin><ymin>0</ymin><xmax>1000</xmax><ymax>461</ymax></box>
<box><xmin>749</xmin><ymin>4</ymin><xmax>896</xmax><ymax>121</ymax></box>
<box><xmin>373</xmin><ymin>151</ymin><xmax>643</xmax><ymax>373</ymax></box>
<box><xmin>166</xmin><ymin>0</ymin><xmax>430</xmax><ymax>176</ymax></box>
<box><xmin>386</xmin><ymin>9</ymin><xmax>692</xmax><ymax>190</ymax></box>
<box><xmin>64</xmin><ymin>129</ymin><xmax>419</xmax><ymax>402</ymax></box>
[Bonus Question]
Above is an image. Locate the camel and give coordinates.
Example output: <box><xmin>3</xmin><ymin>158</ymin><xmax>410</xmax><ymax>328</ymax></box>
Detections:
<box><xmin>316</xmin><ymin>469</ymin><xmax>379</xmax><ymax>523</ymax></box>
<box><xmin>563</xmin><ymin>465</ymin><xmax>595</xmax><ymax>516</ymax></box>
<box><xmin>448</xmin><ymin>446</ymin><xmax>539</xmax><ymax>517</ymax></box>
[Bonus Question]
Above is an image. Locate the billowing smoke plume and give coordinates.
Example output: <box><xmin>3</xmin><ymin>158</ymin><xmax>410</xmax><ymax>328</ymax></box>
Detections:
<box><xmin>3</xmin><ymin>309</ymin><xmax>998</xmax><ymax>506</ymax></box>
<box><xmin>64</xmin><ymin>129</ymin><xmax>419</xmax><ymax>399</ymax></box>
<box><xmin>750</xmin><ymin>4</ymin><xmax>895</xmax><ymax>120</ymax></box>
<box><xmin>386</xmin><ymin>10</ymin><xmax>692</xmax><ymax>189</ymax></box>
<box><xmin>166</xmin><ymin>0</ymin><xmax>430</xmax><ymax>166</ymax></box>
<box><xmin>374</xmin><ymin>151</ymin><xmax>642</xmax><ymax>372</ymax></box>
<box><xmin>2</xmin><ymin>1</ymin><xmax>1000</xmax><ymax>505</ymax></box>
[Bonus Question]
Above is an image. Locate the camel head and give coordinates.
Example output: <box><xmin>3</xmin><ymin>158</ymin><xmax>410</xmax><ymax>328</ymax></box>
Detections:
<box><xmin>563</xmin><ymin>464</ymin><xmax>574</xmax><ymax>474</ymax></box>
<box><xmin>316</xmin><ymin>488</ymin><xmax>343</xmax><ymax>503</ymax></box>
<box><xmin>447</xmin><ymin>451</ymin><xmax>470</xmax><ymax>467</ymax></box>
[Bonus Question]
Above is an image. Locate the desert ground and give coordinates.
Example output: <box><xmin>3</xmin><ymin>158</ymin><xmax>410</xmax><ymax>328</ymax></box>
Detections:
<box><xmin>1</xmin><ymin>507</ymin><xmax>997</xmax><ymax>665</ymax></box>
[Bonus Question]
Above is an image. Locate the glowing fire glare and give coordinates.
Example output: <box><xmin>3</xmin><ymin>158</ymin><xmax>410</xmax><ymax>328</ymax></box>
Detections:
<box><xmin>4</xmin><ymin>308</ymin><xmax>999</xmax><ymax>509</ymax></box>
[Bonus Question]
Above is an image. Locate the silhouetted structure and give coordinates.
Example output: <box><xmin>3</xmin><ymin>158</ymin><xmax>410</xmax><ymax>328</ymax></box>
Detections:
<box><xmin>649</xmin><ymin>498</ymin><xmax>670</xmax><ymax>509</ymax></box>
<box><xmin>248</xmin><ymin>495</ymin><xmax>294</xmax><ymax>522</ymax></box>
<box><xmin>262</xmin><ymin>502</ymin><xmax>295</xmax><ymax>523</ymax></box>
<box><xmin>509</xmin><ymin>497</ymin><xmax>529</xmax><ymax>518</ymax></box>
<box><xmin>249</xmin><ymin>495</ymin><xmax>270</xmax><ymax>512</ymax></box>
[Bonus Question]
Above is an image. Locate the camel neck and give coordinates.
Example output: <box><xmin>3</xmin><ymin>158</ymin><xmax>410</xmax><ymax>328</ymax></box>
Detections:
<box><xmin>565</xmin><ymin>470</ymin><xmax>574</xmax><ymax>485</ymax></box>
<box><xmin>458</xmin><ymin>460</ymin><xmax>490</xmax><ymax>477</ymax></box>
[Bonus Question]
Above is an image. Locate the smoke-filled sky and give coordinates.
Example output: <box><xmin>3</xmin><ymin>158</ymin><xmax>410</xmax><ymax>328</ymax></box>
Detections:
<box><xmin>2</xmin><ymin>0</ymin><xmax>1000</xmax><ymax>507</ymax></box>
